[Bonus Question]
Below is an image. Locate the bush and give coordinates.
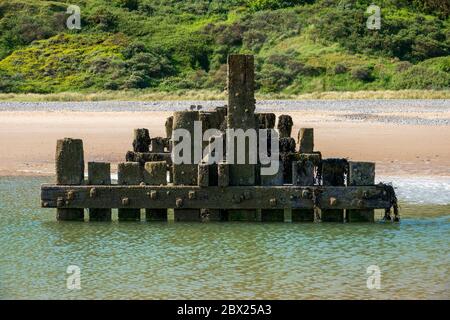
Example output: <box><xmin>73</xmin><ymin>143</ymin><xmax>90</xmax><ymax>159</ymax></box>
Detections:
<box><xmin>88</xmin><ymin>57</ymin><xmax>113</xmax><ymax>74</ymax></box>
<box><xmin>315</xmin><ymin>5</ymin><xmax>449</xmax><ymax>63</ymax></box>
<box><xmin>395</xmin><ymin>61</ymin><xmax>413</xmax><ymax>72</ymax></box>
<box><xmin>413</xmin><ymin>0</ymin><xmax>450</xmax><ymax>18</ymax></box>
<box><xmin>121</xmin><ymin>42</ymin><xmax>146</xmax><ymax>59</ymax></box>
<box><xmin>88</xmin><ymin>8</ymin><xmax>118</xmax><ymax>32</ymax></box>
<box><xmin>103</xmin><ymin>80</ymin><xmax>120</xmax><ymax>90</ymax></box>
<box><xmin>116</xmin><ymin>0</ymin><xmax>139</xmax><ymax>11</ymax></box>
<box><xmin>258</xmin><ymin>64</ymin><xmax>294</xmax><ymax>92</ymax></box>
<box><xmin>393</xmin><ymin>65</ymin><xmax>450</xmax><ymax>89</ymax></box>
<box><xmin>243</xmin><ymin>30</ymin><xmax>267</xmax><ymax>52</ymax></box>
<box><xmin>351</xmin><ymin>67</ymin><xmax>374</xmax><ymax>82</ymax></box>
<box><xmin>248</xmin><ymin>0</ymin><xmax>314</xmax><ymax>11</ymax></box>
<box><xmin>123</xmin><ymin>73</ymin><xmax>149</xmax><ymax>89</ymax></box>
<box><xmin>334</xmin><ymin>64</ymin><xmax>348</xmax><ymax>74</ymax></box>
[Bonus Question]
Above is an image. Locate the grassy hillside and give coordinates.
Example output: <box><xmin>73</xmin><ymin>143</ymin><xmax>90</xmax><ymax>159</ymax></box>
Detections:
<box><xmin>0</xmin><ymin>0</ymin><xmax>449</xmax><ymax>94</ymax></box>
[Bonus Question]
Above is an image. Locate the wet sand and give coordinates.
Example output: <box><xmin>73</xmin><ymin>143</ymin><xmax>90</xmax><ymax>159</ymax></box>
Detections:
<box><xmin>1</xmin><ymin>106</ymin><xmax>449</xmax><ymax>177</ymax></box>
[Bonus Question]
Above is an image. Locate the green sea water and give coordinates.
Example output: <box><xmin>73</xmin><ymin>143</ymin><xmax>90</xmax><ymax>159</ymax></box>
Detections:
<box><xmin>0</xmin><ymin>176</ymin><xmax>448</xmax><ymax>299</ymax></box>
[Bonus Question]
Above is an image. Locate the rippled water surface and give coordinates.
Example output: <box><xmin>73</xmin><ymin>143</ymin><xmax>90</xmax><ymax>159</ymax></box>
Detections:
<box><xmin>0</xmin><ymin>177</ymin><xmax>448</xmax><ymax>299</ymax></box>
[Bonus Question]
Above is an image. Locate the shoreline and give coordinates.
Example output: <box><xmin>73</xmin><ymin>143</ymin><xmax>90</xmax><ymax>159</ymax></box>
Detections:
<box><xmin>0</xmin><ymin>90</ymin><xmax>449</xmax><ymax>102</ymax></box>
<box><xmin>0</xmin><ymin>100</ymin><xmax>449</xmax><ymax>178</ymax></box>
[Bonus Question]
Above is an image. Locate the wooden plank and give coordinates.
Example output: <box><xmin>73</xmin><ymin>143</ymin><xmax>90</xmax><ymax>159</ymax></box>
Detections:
<box><xmin>41</xmin><ymin>185</ymin><xmax>392</xmax><ymax>210</ymax></box>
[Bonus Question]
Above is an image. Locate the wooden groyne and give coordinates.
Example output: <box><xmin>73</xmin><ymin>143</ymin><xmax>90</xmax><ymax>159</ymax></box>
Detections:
<box><xmin>40</xmin><ymin>54</ymin><xmax>399</xmax><ymax>223</ymax></box>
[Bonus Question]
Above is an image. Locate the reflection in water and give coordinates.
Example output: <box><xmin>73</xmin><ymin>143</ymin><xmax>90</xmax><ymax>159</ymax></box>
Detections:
<box><xmin>0</xmin><ymin>177</ymin><xmax>448</xmax><ymax>299</ymax></box>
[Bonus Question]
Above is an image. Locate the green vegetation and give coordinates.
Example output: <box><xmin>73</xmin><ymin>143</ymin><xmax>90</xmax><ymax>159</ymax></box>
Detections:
<box><xmin>0</xmin><ymin>0</ymin><xmax>448</xmax><ymax>94</ymax></box>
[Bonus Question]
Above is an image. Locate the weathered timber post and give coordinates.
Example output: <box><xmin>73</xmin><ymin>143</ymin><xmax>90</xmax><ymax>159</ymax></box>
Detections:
<box><xmin>218</xmin><ymin>161</ymin><xmax>230</xmax><ymax>188</ymax></box>
<box><xmin>199</xmin><ymin>111</ymin><xmax>221</xmax><ymax>187</ymax></box>
<box><xmin>279</xmin><ymin>137</ymin><xmax>296</xmax><ymax>184</ymax></box>
<box><xmin>198</xmin><ymin>162</ymin><xmax>209</xmax><ymax>187</ymax></box>
<box><xmin>198</xmin><ymin>162</ymin><xmax>222</xmax><ymax>221</ymax></box>
<box><xmin>55</xmin><ymin>138</ymin><xmax>85</xmax><ymax>221</ymax></box>
<box><xmin>117</xmin><ymin>162</ymin><xmax>142</xmax><ymax>221</ymax></box>
<box><xmin>284</xmin><ymin>208</ymin><xmax>292</xmax><ymax>223</ymax></box>
<box><xmin>133</xmin><ymin>128</ymin><xmax>151</xmax><ymax>152</ymax></box>
<box><xmin>172</xmin><ymin>111</ymin><xmax>201</xmax><ymax>221</ymax></box>
<box><xmin>256</xmin><ymin>112</ymin><xmax>277</xmax><ymax>187</ymax></box>
<box><xmin>294</xmin><ymin>131</ymin><xmax>319</xmax><ymax>222</ymax></box>
<box><xmin>255</xmin><ymin>112</ymin><xmax>276</xmax><ymax>212</ymax></box>
<box><xmin>87</xmin><ymin>162</ymin><xmax>111</xmax><ymax>221</ymax></box>
<box><xmin>217</xmin><ymin>161</ymin><xmax>230</xmax><ymax>221</ymax></box>
<box><xmin>165</xmin><ymin>116</ymin><xmax>173</xmax><ymax>139</ymax></box>
<box><xmin>277</xmin><ymin>115</ymin><xmax>293</xmax><ymax>138</ymax></box>
<box><xmin>151</xmin><ymin>137</ymin><xmax>165</xmax><ymax>153</ymax></box>
<box><xmin>347</xmin><ymin>161</ymin><xmax>375</xmax><ymax>222</ymax></box>
<box><xmin>321</xmin><ymin>159</ymin><xmax>347</xmax><ymax>222</ymax></box>
<box><xmin>214</xmin><ymin>106</ymin><xmax>228</xmax><ymax>131</ymax></box>
<box><xmin>298</xmin><ymin>128</ymin><xmax>314</xmax><ymax>153</ymax></box>
<box><xmin>143</xmin><ymin>161</ymin><xmax>167</xmax><ymax>221</ymax></box>
<box><xmin>172</xmin><ymin>111</ymin><xmax>199</xmax><ymax>185</ymax></box>
<box><xmin>256</xmin><ymin>113</ymin><xmax>276</xmax><ymax>129</ymax></box>
<box><xmin>291</xmin><ymin>159</ymin><xmax>315</xmax><ymax>222</ymax></box>
<box><xmin>227</xmin><ymin>54</ymin><xmax>256</xmax><ymax>186</ymax></box>
<box><xmin>259</xmin><ymin>163</ymin><xmax>284</xmax><ymax>222</ymax></box>
<box><xmin>227</xmin><ymin>54</ymin><xmax>257</xmax><ymax>221</ymax></box>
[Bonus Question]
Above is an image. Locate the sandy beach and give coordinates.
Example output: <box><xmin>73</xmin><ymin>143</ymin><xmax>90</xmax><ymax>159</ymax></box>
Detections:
<box><xmin>0</xmin><ymin>100</ymin><xmax>449</xmax><ymax>177</ymax></box>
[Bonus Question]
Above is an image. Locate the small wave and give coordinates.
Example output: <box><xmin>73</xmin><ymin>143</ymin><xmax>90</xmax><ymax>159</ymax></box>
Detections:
<box><xmin>377</xmin><ymin>175</ymin><xmax>450</xmax><ymax>205</ymax></box>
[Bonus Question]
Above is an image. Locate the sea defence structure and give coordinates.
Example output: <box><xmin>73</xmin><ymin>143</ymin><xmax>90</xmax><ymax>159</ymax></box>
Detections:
<box><xmin>40</xmin><ymin>54</ymin><xmax>399</xmax><ymax>223</ymax></box>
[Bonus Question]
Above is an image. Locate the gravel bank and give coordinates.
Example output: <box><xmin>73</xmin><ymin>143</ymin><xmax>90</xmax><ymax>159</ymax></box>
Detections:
<box><xmin>1</xmin><ymin>99</ymin><xmax>449</xmax><ymax>125</ymax></box>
